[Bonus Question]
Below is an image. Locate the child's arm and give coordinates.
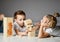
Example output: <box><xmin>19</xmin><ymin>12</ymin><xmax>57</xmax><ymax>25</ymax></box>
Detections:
<box><xmin>14</xmin><ymin>28</ymin><xmax>28</xmax><ymax>36</ymax></box>
<box><xmin>34</xmin><ymin>22</ymin><xmax>41</xmax><ymax>30</ymax></box>
<box><xmin>38</xmin><ymin>26</ymin><xmax>50</xmax><ymax>38</ymax></box>
<box><xmin>30</xmin><ymin>22</ymin><xmax>41</xmax><ymax>31</ymax></box>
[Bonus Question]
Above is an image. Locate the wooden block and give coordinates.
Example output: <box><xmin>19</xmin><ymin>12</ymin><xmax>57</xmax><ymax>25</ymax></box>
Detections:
<box><xmin>3</xmin><ymin>17</ymin><xmax>13</xmax><ymax>37</ymax></box>
<box><xmin>24</xmin><ymin>19</ymin><xmax>35</xmax><ymax>37</ymax></box>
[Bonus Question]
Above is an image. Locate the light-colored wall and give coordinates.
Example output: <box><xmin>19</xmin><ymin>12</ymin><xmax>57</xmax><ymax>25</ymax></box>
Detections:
<box><xmin>0</xmin><ymin>0</ymin><xmax>60</xmax><ymax>23</ymax></box>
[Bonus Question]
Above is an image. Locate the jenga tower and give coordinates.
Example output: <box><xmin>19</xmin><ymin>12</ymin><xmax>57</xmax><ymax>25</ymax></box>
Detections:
<box><xmin>3</xmin><ymin>17</ymin><xmax>13</xmax><ymax>37</ymax></box>
<box><xmin>24</xmin><ymin>19</ymin><xmax>35</xmax><ymax>37</ymax></box>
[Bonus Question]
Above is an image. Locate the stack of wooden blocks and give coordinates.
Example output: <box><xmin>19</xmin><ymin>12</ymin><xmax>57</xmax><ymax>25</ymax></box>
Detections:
<box><xmin>24</xmin><ymin>19</ymin><xmax>35</xmax><ymax>37</ymax></box>
<box><xmin>3</xmin><ymin>17</ymin><xmax>13</xmax><ymax>37</ymax></box>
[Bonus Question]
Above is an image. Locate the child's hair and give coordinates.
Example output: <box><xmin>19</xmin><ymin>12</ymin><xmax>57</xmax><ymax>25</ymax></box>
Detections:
<box><xmin>14</xmin><ymin>10</ymin><xmax>26</xmax><ymax>19</ymax></box>
<box><xmin>46</xmin><ymin>14</ymin><xmax>57</xmax><ymax>28</ymax></box>
<box><xmin>0</xmin><ymin>13</ymin><xmax>4</xmax><ymax>15</ymax></box>
<box><xmin>53</xmin><ymin>12</ymin><xmax>60</xmax><ymax>17</ymax></box>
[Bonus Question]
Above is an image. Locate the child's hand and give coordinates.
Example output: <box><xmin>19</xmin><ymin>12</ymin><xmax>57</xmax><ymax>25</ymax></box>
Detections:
<box><xmin>21</xmin><ymin>32</ymin><xmax>28</xmax><ymax>36</ymax></box>
<box><xmin>24</xmin><ymin>32</ymin><xmax>28</xmax><ymax>35</ymax></box>
<box><xmin>35</xmin><ymin>22</ymin><xmax>41</xmax><ymax>28</ymax></box>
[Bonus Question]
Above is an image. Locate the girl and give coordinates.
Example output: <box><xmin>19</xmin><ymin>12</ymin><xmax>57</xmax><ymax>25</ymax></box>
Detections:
<box><xmin>38</xmin><ymin>14</ymin><xmax>57</xmax><ymax>38</ymax></box>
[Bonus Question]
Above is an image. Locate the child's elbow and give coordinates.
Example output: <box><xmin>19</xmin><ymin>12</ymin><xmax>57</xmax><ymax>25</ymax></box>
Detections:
<box><xmin>38</xmin><ymin>35</ymin><xmax>44</xmax><ymax>38</ymax></box>
<box><xmin>38</xmin><ymin>35</ymin><xmax>47</xmax><ymax>38</ymax></box>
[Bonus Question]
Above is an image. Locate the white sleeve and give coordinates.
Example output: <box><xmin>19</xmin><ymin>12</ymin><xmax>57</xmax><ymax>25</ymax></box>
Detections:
<box><xmin>45</xmin><ymin>28</ymin><xmax>52</xmax><ymax>34</ymax></box>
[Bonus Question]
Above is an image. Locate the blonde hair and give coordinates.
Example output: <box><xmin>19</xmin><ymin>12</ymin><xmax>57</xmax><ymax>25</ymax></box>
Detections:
<box><xmin>46</xmin><ymin>14</ymin><xmax>57</xmax><ymax>28</ymax></box>
<box><xmin>53</xmin><ymin>12</ymin><xmax>60</xmax><ymax>17</ymax></box>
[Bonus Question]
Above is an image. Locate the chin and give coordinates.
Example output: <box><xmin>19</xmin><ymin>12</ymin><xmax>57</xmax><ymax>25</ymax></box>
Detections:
<box><xmin>20</xmin><ymin>25</ymin><xmax>24</xmax><ymax>27</ymax></box>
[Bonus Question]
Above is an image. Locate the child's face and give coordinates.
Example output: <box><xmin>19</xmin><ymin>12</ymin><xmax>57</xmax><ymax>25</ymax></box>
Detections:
<box><xmin>15</xmin><ymin>15</ymin><xmax>26</xmax><ymax>27</ymax></box>
<box><xmin>41</xmin><ymin>16</ymin><xmax>49</xmax><ymax>27</ymax></box>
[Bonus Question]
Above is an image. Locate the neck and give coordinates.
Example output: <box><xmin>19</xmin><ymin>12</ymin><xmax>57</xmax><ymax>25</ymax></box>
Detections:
<box><xmin>16</xmin><ymin>21</ymin><xmax>24</xmax><ymax>28</ymax></box>
<box><xmin>20</xmin><ymin>26</ymin><xmax>24</xmax><ymax>28</ymax></box>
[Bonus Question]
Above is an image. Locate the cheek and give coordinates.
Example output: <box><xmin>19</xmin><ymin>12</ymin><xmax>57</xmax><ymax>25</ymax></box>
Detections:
<box><xmin>18</xmin><ymin>20</ymin><xmax>24</xmax><ymax>24</ymax></box>
<box><xmin>41</xmin><ymin>21</ymin><xmax>48</xmax><ymax>26</ymax></box>
<box><xmin>48</xmin><ymin>22</ymin><xmax>52</xmax><ymax>26</ymax></box>
<box><xmin>16</xmin><ymin>20</ymin><xmax>21</xmax><ymax>24</ymax></box>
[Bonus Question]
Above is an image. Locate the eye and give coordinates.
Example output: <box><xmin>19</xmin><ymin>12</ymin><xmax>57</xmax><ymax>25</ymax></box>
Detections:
<box><xmin>43</xmin><ymin>21</ymin><xmax>47</xmax><ymax>23</ymax></box>
<box><xmin>28</xmin><ymin>27</ymin><xmax>30</xmax><ymax>28</ymax></box>
<box><xmin>45</xmin><ymin>21</ymin><xmax>49</xmax><ymax>24</ymax></box>
<box><xmin>45</xmin><ymin>22</ymin><xmax>47</xmax><ymax>23</ymax></box>
<box><xmin>23</xmin><ymin>19</ymin><xmax>26</xmax><ymax>20</ymax></box>
<box><xmin>19</xmin><ymin>19</ymin><xmax>22</xmax><ymax>21</ymax></box>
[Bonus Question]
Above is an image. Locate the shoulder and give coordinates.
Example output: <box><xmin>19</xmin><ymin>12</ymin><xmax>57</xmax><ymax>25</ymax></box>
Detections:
<box><xmin>14</xmin><ymin>22</ymin><xmax>17</xmax><ymax>25</ymax></box>
<box><xmin>14</xmin><ymin>22</ymin><xmax>18</xmax><ymax>26</ymax></box>
<box><xmin>13</xmin><ymin>22</ymin><xmax>19</xmax><ymax>28</ymax></box>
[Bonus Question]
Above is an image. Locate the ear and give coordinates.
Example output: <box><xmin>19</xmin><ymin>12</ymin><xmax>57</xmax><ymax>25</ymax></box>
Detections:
<box><xmin>51</xmin><ymin>17</ymin><xmax>53</xmax><ymax>20</ymax></box>
<box><xmin>48</xmin><ymin>21</ymin><xmax>52</xmax><ymax>27</ymax></box>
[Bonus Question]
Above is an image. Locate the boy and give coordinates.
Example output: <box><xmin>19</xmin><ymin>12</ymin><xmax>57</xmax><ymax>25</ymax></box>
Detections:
<box><xmin>13</xmin><ymin>10</ymin><xmax>28</xmax><ymax>36</ymax></box>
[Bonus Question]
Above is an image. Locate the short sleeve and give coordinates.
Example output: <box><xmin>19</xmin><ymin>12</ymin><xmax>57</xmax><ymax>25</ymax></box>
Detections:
<box><xmin>14</xmin><ymin>23</ymin><xmax>19</xmax><ymax>30</ymax></box>
<box><xmin>45</xmin><ymin>28</ymin><xmax>52</xmax><ymax>34</ymax></box>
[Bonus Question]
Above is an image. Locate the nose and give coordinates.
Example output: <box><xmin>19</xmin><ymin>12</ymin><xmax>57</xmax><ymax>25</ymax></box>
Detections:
<box><xmin>22</xmin><ymin>20</ymin><xmax>24</xmax><ymax>23</ymax></box>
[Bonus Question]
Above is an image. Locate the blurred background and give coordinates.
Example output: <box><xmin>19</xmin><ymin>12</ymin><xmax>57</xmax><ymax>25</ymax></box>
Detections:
<box><xmin>0</xmin><ymin>0</ymin><xmax>60</xmax><ymax>33</ymax></box>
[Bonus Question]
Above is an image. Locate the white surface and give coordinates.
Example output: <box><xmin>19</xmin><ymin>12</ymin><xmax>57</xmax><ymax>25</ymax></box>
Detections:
<box><xmin>0</xmin><ymin>33</ymin><xmax>60</xmax><ymax>42</ymax></box>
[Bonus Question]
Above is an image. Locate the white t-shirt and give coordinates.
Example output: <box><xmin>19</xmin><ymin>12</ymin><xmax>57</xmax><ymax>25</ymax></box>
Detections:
<box><xmin>45</xmin><ymin>27</ymin><xmax>60</xmax><ymax>37</ymax></box>
<box><xmin>14</xmin><ymin>22</ymin><xmax>26</xmax><ymax>32</ymax></box>
<box><xmin>45</xmin><ymin>28</ymin><xmax>52</xmax><ymax>33</ymax></box>
<box><xmin>13</xmin><ymin>22</ymin><xmax>27</xmax><ymax>36</ymax></box>
<box><xmin>56</xmin><ymin>17</ymin><xmax>60</xmax><ymax>26</ymax></box>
